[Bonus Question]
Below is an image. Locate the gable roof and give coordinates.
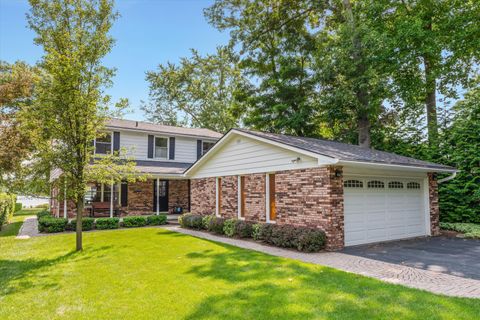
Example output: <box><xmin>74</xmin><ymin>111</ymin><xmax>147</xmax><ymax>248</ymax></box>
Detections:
<box><xmin>106</xmin><ymin>118</ymin><xmax>222</xmax><ymax>140</ymax></box>
<box><xmin>235</xmin><ymin>129</ymin><xmax>455</xmax><ymax>171</ymax></box>
<box><xmin>185</xmin><ymin>128</ymin><xmax>456</xmax><ymax>175</ymax></box>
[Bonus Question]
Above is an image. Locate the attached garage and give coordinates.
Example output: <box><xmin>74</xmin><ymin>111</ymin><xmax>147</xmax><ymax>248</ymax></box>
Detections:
<box><xmin>343</xmin><ymin>177</ymin><xmax>428</xmax><ymax>246</ymax></box>
<box><xmin>186</xmin><ymin>129</ymin><xmax>456</xmax><ymax>250</ymax></box>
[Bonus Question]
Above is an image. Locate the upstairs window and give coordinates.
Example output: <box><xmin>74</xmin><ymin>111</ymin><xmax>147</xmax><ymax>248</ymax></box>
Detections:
<box><xmin>155</xmin><ymin>137</ymin><xmax>169</xmax><ymax>159</ymax></box>
<box><xmin>202</xmin><ymin>141</ymin><xmax>215</xmax><ymax>156</ymax></box>
<box><xmin>95</xmin><ymin>133</ymin><xmax>112</xmax><ymax>154</ymax></box>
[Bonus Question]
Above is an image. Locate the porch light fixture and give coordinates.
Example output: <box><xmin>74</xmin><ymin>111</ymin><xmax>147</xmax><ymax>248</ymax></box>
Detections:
<box><xmin>291</xmin><ymin>157</ymin><xmax>301</xmax><ymax>164</ymax></box>
<box><xmin>335</xmin><ymin>169</ymin><xmax>342</xmax><ymax>177</ymax></box>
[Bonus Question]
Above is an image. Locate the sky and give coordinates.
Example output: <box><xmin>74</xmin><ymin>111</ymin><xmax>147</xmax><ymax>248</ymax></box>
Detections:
<box><xmin>0</xmin><ymin>0</ymin><xmax>229</xmax><ymax>121</ymax></box>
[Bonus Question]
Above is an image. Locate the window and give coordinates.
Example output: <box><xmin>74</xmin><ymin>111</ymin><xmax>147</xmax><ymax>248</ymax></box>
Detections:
<box><xmin>86</xmin><ymin>183</ymin><xmax>118</xmax><ymax>204</ymax></box>
<box><xmin>155</xmin><ymin>137</ymin><xmax>169</xmax><ymax>159</ymax></box>
<box><xmin>388</xmin><ymin>181</ymin><xmax>404</xmax><ymax>189</ymax></box>
<box><xmin>367</xmin><ymin>180</ymin><xmax>385</xmax><ymax>189</ymax></box>
<box><xmin>407</xmin><ymin>182</ymin><xmax>421</xmax><ymax>189</ymax></box>
<box><xmin>266</xmin><ymin>173</ymin><xmax>276</xmax><ymax>222</ymax></box>
<box><xmin>216</xmin><ymin>177</ymin><xmax>222</xmax><ymax>217</ymax></box>
<box><xmin>202</xmin><ymin>141</ymin><xmax>215</xmax><ymax>155</ymax></box>
<box><xmin>95</xmin><ymin>132</ymin><xmax>112</xmax><ymax>154</ymax></box>
<box><xmin>344</xmin><ymin>180</ymin><xmax>363</xmax><ymax>188</ymax></box>
<box><xmin>238</xmin><ymin>176</ymin><xmax>246</xmax><ymax>219</ymax></box>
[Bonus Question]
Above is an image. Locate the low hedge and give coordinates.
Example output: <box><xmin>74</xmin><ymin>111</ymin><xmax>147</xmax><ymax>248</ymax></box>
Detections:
<box><xmin>146</xmin><ymin>215</ymin><xmax>167</xmax><ymax>225</ymax></box>
<box><xmin>122</xmin><ymin>216</ymin><xmax>147</xmax><ymax>228</ymax></box>
<box><xmin>95</xmin><ymin>217</ymin><xmax>120</xmax><ymax>230</ymax></box>
<box><xmin>222</xmin><ymin>219</ymin><xmax>254</xmax><ymax>238</ymax></box>
<box><xmin>36</xmin><ymin>210</ymin><xmax>51</xmax><ymax>220</ymax></box>
<box><xmin>254</xmin><ymin>223</ymin><xmax>326</xmax><ymax>252</ymax></box>
<box><xmin>179</xmin><ymin>213</ymin><xmax>203</xmax><ymax>229</ymax></box>
<box><xmin>38</xmin><ymin>216</ymin><xmax>68</xmax><ymax>233</ymax></box>
<box><xmin>207</xmin><ymin>216</ymin><xmax>225</xmax><ymax>234</ymax></box>
<box><xmin>223</xmin><ymin>219</ymin><xmax>236</xmax><ymax>237</ymax></box>
<box><xmin>66</xmin><ymin>218</ymin><xmax>95</xmax><ymax>231</ymax></box>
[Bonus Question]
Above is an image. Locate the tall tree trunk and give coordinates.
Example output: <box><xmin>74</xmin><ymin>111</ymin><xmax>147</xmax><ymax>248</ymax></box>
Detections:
<box><xmin>423</xmin><ymin>55</ymin><xmax>438</xmax><ymax>144</ymax></box>
<box><xmin>343</xmin><ymin>0</ymin><xmax>371</xmax><ymax>148</ymax></box>
<box><xmin>358</xmin><ymin>113</ymin><xmax>371</xmax><ymax>148</ymax></box>
<box><xmin>76</xmin><ymin>200</ymin><xmax>83</xmax><ymax>251</ymax></box>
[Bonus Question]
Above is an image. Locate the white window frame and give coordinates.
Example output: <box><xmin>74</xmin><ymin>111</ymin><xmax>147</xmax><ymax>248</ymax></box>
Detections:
<box><xmin>215</xmin><ymin>177</ymin><xmax>221</xmax><ymax>217</ymax></box>
<box><xmin>237</xmin><ymin>175</ymin><xmax>245</xmax><ymax>220</ymax></box>
<box><xmin>94</xmin><ymin>132</ymin><xmax>113</xmax><ymax>156</ymax></box>
<box><xmin>265</xmin><ymin>173</ymin><xmax>276</xmax><ymax>223</ymax></box>
<box><xmin>154</xmin><ymin>136</ymin><xmax>170</xmax><ymax>160</ymax></box>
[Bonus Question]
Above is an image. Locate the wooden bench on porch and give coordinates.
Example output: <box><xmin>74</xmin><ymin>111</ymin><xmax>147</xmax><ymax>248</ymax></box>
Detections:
<box><xmin>91</xmin><ymin>201</ymin><xmax>120</xmax><ymax>217</ymax></box>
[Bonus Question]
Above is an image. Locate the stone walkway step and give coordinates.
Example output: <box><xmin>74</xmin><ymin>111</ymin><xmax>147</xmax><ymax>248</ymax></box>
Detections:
<box><xmin>165</xmin><ymin>226</ymin><xmax>480</xmax><ymax>299</ymax></box>
<box><xmin>16</xmin><ymin>216</ymin><xmax>40</xmax><ymax>239</ymax></box>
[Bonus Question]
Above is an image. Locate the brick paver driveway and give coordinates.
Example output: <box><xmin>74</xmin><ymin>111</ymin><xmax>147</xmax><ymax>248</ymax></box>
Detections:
<box><xmin>342</xmin><ymin>236</ymin><xmax>480</xmax><ymax>280</ymax></box>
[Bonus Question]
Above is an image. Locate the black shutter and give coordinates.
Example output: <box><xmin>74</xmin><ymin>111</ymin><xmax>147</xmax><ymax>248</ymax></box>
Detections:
<box><xmin>121</xmin><ymin>181</ymin><xmax>128</xmax><ymax>207</ymax></box>
<box><xmin>196</xmin><ymin>140</ymin><xmax>202</xmax><ymax>159</ymax></box>
<box><xmin>147</xmin><ymin>135</ymin><xmax>154</xmax><ymax>158</ymax></box>
<box><xmin>152</xmin><ymin>179</ymin><xmax>157</xmax><ymax>210</ymax></box>
<box><xmin>169</xmin><ymin>137</ymin><xmax>175</xmax><ymax>160</ymax></box>
<box><xmin>113</xmin><ymin>131</ymin><xmax>120</xmax><ymax>152</ymax></box>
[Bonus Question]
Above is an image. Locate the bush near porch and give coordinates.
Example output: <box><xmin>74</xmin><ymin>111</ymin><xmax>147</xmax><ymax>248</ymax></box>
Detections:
<box><xmin>179</xmin><ymin>214</ymin><xmax>326</xmax><ymax>252</ymax></box>
<box><xmin>36</xmin><ymin>213</ymin><xmax>168</xmax><ymax>233</ymax></box>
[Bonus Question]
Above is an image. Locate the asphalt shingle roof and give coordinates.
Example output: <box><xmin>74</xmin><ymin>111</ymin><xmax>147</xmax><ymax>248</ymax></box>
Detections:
<box><xmin>107</xmin><ymin>118</ymin><xmax>222</xmax><ymax>139</ymax></box>
<box><xmin>236</xmin><ymin>129</ymin><xmax>455</xmax><ymax>171</ymax></box>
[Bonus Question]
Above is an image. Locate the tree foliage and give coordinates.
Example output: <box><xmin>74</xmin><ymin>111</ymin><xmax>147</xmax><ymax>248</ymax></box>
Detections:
<box><xmin>143</xmin><ymin>47</ymin><xmax>247</xmax><ymax>133</ymax></box>
<box><xmin>26</xmin><ymin>0</ymin><xmax>142</xmax><ymax>250</ymax></box>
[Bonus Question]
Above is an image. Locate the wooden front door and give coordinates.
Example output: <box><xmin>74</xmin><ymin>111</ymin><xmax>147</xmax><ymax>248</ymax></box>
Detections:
<box><xmin>153</xmin><ymin>180</ymin><xmax>169</xmax><ymax>212</ymax></box>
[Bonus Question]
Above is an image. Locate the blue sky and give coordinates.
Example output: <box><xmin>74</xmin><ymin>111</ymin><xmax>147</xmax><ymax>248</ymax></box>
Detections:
<box><xmin>0</xmin><ymin>0</ymin><xmax>228</xmax><ymax>120</ymax></box>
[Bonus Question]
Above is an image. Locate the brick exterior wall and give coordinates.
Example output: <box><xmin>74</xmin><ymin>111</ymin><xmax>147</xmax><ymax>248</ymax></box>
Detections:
<box><xmin>190</xmin><ymin>166</ymin><xmax>344</xmax><ymax>250</ymax></box>
<box><xmin>190</xmin><ymin>177</ymin><xmax>216</xmax><ymax>215</ymax></box>
<box><xmin>50</xmin><ymin>179</ymin><xmax>189</xmax><ymax>217</ymax></box>
<box><xmin>168</xmin><ymin>180</ymin><xmax>190</xmax><ymax>213</ymax></box>
<box><xmin>428</xmin><ymin>173</ymin><xmax>440</xmax><ymax>236</ymax></box>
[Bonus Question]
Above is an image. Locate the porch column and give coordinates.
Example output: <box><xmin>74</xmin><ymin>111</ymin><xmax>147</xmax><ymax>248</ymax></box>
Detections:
<box><xmin>63</xmin><ymin>180</ymin><xmax>67</xmax><ymax>219</ymax></box>
<box><xmin>156</xmin><ymin>178</ymin><xmax>160</xmax><ymax>215</ymax></box>
<box><xmin>110</xmin><ymin>182</ymin><xmax>114</xmax><ymax>218</ymax></box>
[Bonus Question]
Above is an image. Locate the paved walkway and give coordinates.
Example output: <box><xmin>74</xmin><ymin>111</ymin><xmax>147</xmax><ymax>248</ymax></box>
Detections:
<box><xmin>166</xmin><ymin>226</ymin><xmax>480</xmax><ymax>299</ymax></box>
<box><xmin>16</xmin><ymin>216</ymin><xmax>41</xmax><ymax>239</ymax></box>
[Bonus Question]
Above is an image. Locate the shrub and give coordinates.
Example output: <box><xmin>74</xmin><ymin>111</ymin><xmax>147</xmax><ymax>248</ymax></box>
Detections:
<box><xmin>38</xmin><ymin>217</ymin><xmax>67</xmax><ymax>233</ymax></box>
<box><xmin>255</xmin><ymin>223</ymin><xmax>275</xmax><ymax>241</ymax></box>
<box><xmin>223</xmin><ymin>219</ymin><xmax>236</xmax><ymax>237</ymax></box>
<box><xmin>234</xmin><ymin>220</ymin><xmax>254</xmax><ymax>238</ymax></box>
<box><xmin>202</xmin><ymin>215</ymin><xmax>214</xmax><ymax>230</ymax></box>
<box><xmin>36</xmin><ymin>210</ymin><xmax>51</xmax><ymax>220</ymax></box>
<box><xmin>35</xmin><ymin>203</ymin><xmax>49</xmax><ymax>209</ymax></box>
<box><xmin>440</xmin><ymin>222</ymin><xmax>480</xmax><ymax>238</ymax></box>
<box><xmin>180</xmin><ymin>214</ymin><xmax>204</xmax><ymax>229</ymax></box>
<box><xmin>252</xmin><ymin>223</ymin><xmax>262</xmax><ymax>240</ymax></box>
<box><xmin>207</xmin><ymin>216</ymin><xmax>225</xmax><ymax>234</ymax></box>
<box><xmin>15</xmin><ymin>203</ymin><xmax>22</xmax><ymax>212</ymax></box>
<box><xmin>0</xmin><ymin>193</ymin><xmax>16</xmax><ymax>227</ymax></box>
<box><xmin>122</xmin><ymin>216</ymin><xmax>147</xmax><ymax>228</ymax></box>
<box><xmin>146</xmin><ymin>215</ymin><xmax>167</xmax><ymax>225</ymax></box>
<box><xmin>296</xmin><ymin>228</ymin><xmax>326</xmax><ymax>252</ymax></box>
<box><xmin>95</xmin><ymin>217</ymin><xmax>120</xmax><ymax>230</ymax></box>
<box><xmin>66</xmin><ymin>218</ymin><xmax>95</xmax><ymax>231</ymax></box>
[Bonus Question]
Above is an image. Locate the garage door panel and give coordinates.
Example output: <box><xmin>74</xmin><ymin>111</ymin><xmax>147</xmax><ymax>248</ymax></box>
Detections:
<box><xmin>344</xmin><ymin>176</ymin><xmax>427</xmax><ymax>246</ymax></box>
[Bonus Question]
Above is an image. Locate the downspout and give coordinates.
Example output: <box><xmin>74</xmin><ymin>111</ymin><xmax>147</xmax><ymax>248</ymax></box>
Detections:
<box><xmin>438</xmin><ymin>171</ymin><xmax>457</xmax><ymax>183</ymax></box>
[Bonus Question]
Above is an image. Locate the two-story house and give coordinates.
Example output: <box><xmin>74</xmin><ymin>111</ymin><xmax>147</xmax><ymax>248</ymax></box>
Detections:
<box><xmin>50</xmin><ymin>118</ymin><xmax>222</xmax><ymax>217</ymax></box>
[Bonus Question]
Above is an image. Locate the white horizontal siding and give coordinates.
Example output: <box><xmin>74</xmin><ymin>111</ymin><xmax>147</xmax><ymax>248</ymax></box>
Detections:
<box><xmin>190</xmin><ymin>135</ymin><xmax>319</xmax><ymax>178</ymax></box>
<box><xmin>118</xmin><ymin>130</ymin><xmax>209</xmax><ymax>163</ymax></box>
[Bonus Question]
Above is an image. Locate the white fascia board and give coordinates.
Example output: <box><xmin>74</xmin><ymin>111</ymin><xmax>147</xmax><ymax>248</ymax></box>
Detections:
<box><xmin>338</xmin><ymin>160</ymin><xmax>457</xmax><ymax>173</ymax></box>
<box><xmin>185</xmin><ymin>130</ymin><xmax>338</xmax><ymax>177</ymax></box>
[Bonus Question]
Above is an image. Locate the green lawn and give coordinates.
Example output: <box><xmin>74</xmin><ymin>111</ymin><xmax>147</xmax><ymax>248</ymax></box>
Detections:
<box><xmin>0</xmin><ymin>228</ymin><xmax>478</xmax><ymax>319</ymax></box>
<box><xmin>0</xmin><ymin>208</ymin><xmax>41</xmax><ymax>237</ymax></box>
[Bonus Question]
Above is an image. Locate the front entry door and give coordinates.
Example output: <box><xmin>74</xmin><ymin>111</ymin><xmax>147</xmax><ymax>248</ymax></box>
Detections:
<box><xmin>153</xmin><ymin>180</ymin><xmax>169</xmax><ymax>212</ymax></box>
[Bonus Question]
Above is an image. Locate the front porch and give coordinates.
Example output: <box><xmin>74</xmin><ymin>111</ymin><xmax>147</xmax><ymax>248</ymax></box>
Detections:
<box><xmin>50</xmin><ymin>178</ymin><xmax>190</xmax><ymax>218</ymax></box>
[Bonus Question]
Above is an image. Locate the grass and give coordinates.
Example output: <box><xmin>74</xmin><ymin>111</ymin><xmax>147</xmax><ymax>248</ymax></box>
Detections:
<box><xmin>0</xmin><ymin>208</ymin><xmax>42</xmax><ymax>238</ymax></box>
<box><xmin>0</xmin><ymin>228</ymin><xmax>479</xmax><ymax>320</ymax></box>
<box><xmin>440</xmin><ymin>222</ymin><xmax>480</xmax><ymax>238</ymax></box>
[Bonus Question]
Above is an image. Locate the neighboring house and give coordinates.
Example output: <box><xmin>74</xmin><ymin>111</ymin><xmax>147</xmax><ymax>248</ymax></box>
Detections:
<box><xmin>185</xmin><ymin>129</ymin><xmax>457</xmax><ymax>250</ymax></box>
<box><xmin>50</xmin><ymin>118</ymin><xmax>222</xmax><ymax>217</ymax></box>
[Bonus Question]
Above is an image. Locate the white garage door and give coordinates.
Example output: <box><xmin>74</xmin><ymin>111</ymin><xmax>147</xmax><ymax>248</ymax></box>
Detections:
<box><xmin>344</xmin><ymin>177</ymin><xmax>428</xmax><ymax>246</ymax></box>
